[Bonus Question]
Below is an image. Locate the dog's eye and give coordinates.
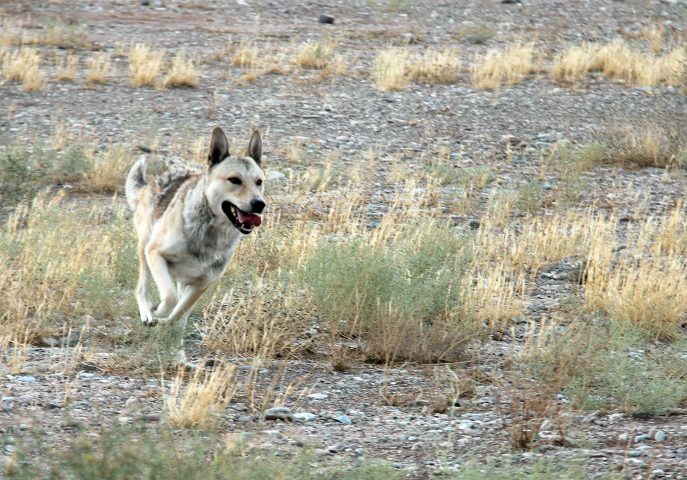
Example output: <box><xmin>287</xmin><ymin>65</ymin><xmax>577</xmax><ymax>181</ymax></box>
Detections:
<box><xmin>228</xmin><ymin>177</ymin><xmax>242</xmax><ymax>185</ymax></box>
<box><xmin>256</xmin><ymin>179</ymin><xmax>263</xmax><ymax>186</ymax></box>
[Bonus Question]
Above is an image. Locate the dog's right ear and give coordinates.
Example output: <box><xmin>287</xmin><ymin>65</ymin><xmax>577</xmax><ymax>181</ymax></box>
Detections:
<box><xmin>208</xmin><ymin>127</ymin><xmax>229</xmax><ymax>167</ymax></box>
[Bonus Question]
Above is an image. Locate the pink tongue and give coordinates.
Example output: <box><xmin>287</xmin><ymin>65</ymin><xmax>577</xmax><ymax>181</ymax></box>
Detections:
<box><xmin>236</xmin><ymin>209</ymin><xmax>262</xmax><ymax>227</ymax></box>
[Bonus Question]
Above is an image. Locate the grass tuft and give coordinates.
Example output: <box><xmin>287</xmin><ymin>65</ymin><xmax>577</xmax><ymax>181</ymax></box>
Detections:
<box><xmin>471</xmin><ymin>43</ymin><xmax>535</xmax><ymax>89</ymax></box>
<box><xmin>371</xmin><ymin>47</ymin><xmax>409</xmax><ymax>91</ymax></box>
<box><xmin>163</xmin><ymin>51</ymin><xmax>200</xmax><ymax>88</ymax></box>
<box><xmin>86</xmin><ymin>52</ymin><xmax>112</xmax><ymax>84</ymax></box>
<box><xmin>129</xmin><ymin>43</ymin><xmax>164</xmax><ymax>87</ymax></box>
<box><xmin>2</xmin><ymin>47</ymin><xmax>44</xmax><ymax>91</ymax></box>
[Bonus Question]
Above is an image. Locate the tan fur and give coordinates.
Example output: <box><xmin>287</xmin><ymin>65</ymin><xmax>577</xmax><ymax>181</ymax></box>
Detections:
<box><xmin>125</xmin><ymin>127</ymin><xmax>266</xmax><ymax>368</ymax></box>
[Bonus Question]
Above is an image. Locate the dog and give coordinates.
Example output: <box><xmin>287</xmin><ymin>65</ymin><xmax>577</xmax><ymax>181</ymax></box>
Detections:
<box><xmin>125</xmin><ymin>127</ymin><xmax>266</xmax><ymax>367</ymax></box>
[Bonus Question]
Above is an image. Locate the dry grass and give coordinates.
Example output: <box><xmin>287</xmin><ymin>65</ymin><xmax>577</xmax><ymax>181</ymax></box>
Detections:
<box><xmin>231</xmin><ymin>41</ymin><xmax>289</xmax><ymax>81</ymax></box>
<box><xmin>86</xmin><ymin>52</ymin><xmax>111</xmax><ymax>84</ymax></box>
<box><xmin>231</xmin><ymin>40</ymin><xmax>260</xmax><ymax>68</ymax></box>
<box><xmin>407</xmin><ymin>49</ymin><xmax>461</xmax><ymax>84</ymax></box>
<box><xmin>294</xmin><ymin>38</ymin><xmax>337</xmax><ymax>69</ymax></box>
<box><xmin>584</xmin><ymin>210</ymin><xmax>687</xmax><ymax>340</ymax></box>
<box><xmin>82</xmin><ymin>146</ymin><xmax>132</xmax><ymax>193</ymax></box>
<box><xmin>603</xmin><ymin>123</ymin><xmax>685</xmax><ymax>168</ymax></box>
<box><xmin>551</xmin><ymin>43</ymin><xmax>597</xmax><ymax>84</ymax></box>
<box><xmin>371</xmin><ymin>47</ymin><xmax>409</xmax><ymax>91</ymax></box>
<box><xmin>471</xmin><ymin>43</ymin><xmax>535</xmax><ymax>89</ymax></box>
<box><xmin>165</xmin><ymin>363</ymin><xmax>237</xmax><ymax>428</ymax></box>
<box><xmin>590</xmin><ymin>40</ymin><xmax>686</xmax><ymax>86</ymax></box>
<box><xmin>0</xmin><ymin>193</ymin><xmax>135</xmax><ymax>348</ymax></box>
<box><xmin>129</xmin><ymin>43</ymin><xmax>164</xmax><ymax>87</ymax></box>
<box><xmin>163</xmin><ymin>51</ymin><xmax>199</xmax><ymax>88</ymax></box>
<box><xmin>2</xmin><ymin>47</ymin><xmax>44</xmax><ymax>91</ymax></box>
<box><xmin>55</xmin><ymin>54</ymin><xmax>78</xmax><ymax>81</ymax></box>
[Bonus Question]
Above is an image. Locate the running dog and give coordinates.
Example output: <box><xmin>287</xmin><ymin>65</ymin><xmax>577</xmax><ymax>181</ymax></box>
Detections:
<box><xmin>125</xmin><ymin>127</ymin><xmax>265</xmax><ymax>367</ymax></box>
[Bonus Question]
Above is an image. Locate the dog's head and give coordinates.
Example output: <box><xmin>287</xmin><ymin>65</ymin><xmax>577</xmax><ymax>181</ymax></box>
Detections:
<box><xmin>204</xmin><ymin>127</ymin><xmax>266</xmax><ymax>235</ymax></box>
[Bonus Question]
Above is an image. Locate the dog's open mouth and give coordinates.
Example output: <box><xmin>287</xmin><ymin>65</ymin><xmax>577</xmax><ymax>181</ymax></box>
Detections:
<box><xmin>221</xmin><ymin>201</ymin><xmax>262</xmax><ymax>234</ymax></box>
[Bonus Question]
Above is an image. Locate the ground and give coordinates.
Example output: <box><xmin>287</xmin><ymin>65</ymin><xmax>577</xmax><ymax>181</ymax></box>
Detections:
<box><xmin>1</xmin><ymin>1</ymin><xmax>687</xmax><ymax>479</ymax></box>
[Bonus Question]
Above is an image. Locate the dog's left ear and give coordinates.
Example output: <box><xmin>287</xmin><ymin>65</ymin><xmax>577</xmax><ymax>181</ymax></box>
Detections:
<box><xmin>247</xmin><ymin>129</ymin><xmax>262</xmax><ymax>166</ymax></box>
<box><xmin>208</xmin><ymin>127</ymin><xmax>229</xmax><ymax>167</ymax></box>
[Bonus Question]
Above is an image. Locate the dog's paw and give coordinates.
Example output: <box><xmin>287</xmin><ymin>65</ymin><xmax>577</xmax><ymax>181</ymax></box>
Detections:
<box><xmin>175</xmin><ymin>349</ymin><xmax>196</xmax><ymax>371</ymax></box>
<box><xmin>140</xmin><ymin>309</ymin><xmax>156</xmax><ymax>326</ymax></box>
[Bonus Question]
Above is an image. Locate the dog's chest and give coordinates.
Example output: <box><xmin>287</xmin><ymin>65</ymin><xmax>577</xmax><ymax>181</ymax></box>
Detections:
<box><xmin>170</xmin><ymin>225</ymin><xmax>240</xmax><ymax>284</ymax></box>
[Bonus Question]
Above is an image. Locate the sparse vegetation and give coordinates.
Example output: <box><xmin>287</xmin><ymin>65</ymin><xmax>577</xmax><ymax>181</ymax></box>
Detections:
<box><xmin>294</xmin><ymin>38</ymin><xmax>338</xmax><ymax>70</ymax></box>
<box><xmin>1</xmin><ymin>47</ymin><xmax>44</xmax><ymax>91</ymax></box>
<box><xmin>471</xmin><ymin>43</ymin><xmax>535</xmax><ymax>89</ymax></box>
<box><xmin>86</xmin><ymin>52</ymin><xmax>112</xmax><ymax>84</ymax></box>
<box><xmin>371</xmin><ymin>47</ymin><xmax>409</xmax><ymax>91</ymax></box>
<box><xmin>164</xmin><ymin>51</ymin><xmax>200</xmax><ymax>88</ymax></box>
<box><xmin>2</xmin><ymin>2</ymin><xmax>687</xmax><ymax>477</ymax></box>
<box><xmin>407</xmin><ymin>49</ymin><xmax>461</xmax><ymax>84</ymax></box>
<box><xmin>55</xmin><ymin>53</ymin><xmax>79</xmax><ymax>81</ymax></box>
<box><xmin>129</xmin><ymin>43</ymin><xmax>165</xmax><ymax>87</ymax></box>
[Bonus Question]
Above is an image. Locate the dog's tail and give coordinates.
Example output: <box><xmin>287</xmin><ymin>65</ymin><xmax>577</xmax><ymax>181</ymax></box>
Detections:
<box><xmin>125</xmin><ymin>155</ymin><xmax>148</xmax><ymax>210</ymax></box>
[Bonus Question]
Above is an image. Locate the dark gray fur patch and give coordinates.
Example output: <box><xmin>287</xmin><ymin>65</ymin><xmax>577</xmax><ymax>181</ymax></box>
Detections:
<box><xmin>184</xmin><ymin>195</ymin><xmax>224</xmax><ymax>261</ymax></box>
<box><xmin>154</xmin><ymin>171</ymin><xmax>195</xmax><ymax>218</ymax></box>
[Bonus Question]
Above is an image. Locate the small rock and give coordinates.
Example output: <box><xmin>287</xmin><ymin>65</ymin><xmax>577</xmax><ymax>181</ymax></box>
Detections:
<box><xmin>264</xmin><ymin>406</ymin><xmax>294</xmax><ymax>421</ymax></box>
<box><xmin>133</xmin><ymin>414</ymin><xmax>160</xmax><ymax>423</ymax></box>
<box><xmin>652</xmin><ymin>469</ymin><xmax>665</xmax><ymax>478</ymax></box>
<box><xmin>293</xmin><ymin>412</ymin><xmax>317</xmax><ymax>422</ymax></box>
<box><xmin>318</xmin><ymin>14</ymin><xmax>335</xmax><ymax>24</ymax></box>
<box><xmin>334</xmin><ymin>414</ymin><xmax>352</xmax><ymax>425</ymax></box>
<box><xmin>654</xmin><ymin>430</ymin><xmax>667</xmax><ymax>442</ymax></box>
<box><xmin>468</xmin><ymin>219</ymin><xmax>481</xmax><ymax>230</ymax></box>
<box><xmin>266</xmin><ymin>170</ymin><xmax>287</xmax><ymax>183</ymax></box>
<box><xmin>635</xmin><ymin>434</ymin><xmax>651</xmax><ymax>443</ymax></box>
<box><xmin>118</xmin><ymin>416</ymin><xmax>132</xmax><ymax>424</ymax></box>
<box><xmin>17</xmin><ymin>376</ymin><xmax>36</xmax><ymax>383</ymax></box>
<box><xmin>308</xmin><ymin>393</ymin><xmax>329</xmax><ymax>401</ymax></box>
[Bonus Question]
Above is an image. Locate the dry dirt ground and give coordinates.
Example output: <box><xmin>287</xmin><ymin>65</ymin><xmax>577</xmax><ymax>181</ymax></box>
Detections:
<box><xmin>1</xmin><ymin>1</ymin><xmax>687</xmax><ymax>479</ymax></box>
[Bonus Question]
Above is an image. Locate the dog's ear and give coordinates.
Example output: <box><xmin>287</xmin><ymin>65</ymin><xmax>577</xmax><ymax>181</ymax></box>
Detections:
<box><xmin>247</xmin><ymin>129</ymin><xmax>262</xmax><ymax>165</ymax></box>
<box><xmin>208</xmin><ymin>127</ymin><xmax>229</xmax><ymax>167</ymax></box>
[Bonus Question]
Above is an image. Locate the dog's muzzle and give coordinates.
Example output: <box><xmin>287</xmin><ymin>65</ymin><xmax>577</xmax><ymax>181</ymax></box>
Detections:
<box><xmin>221</xmin><ymin>201</ymin><xmax>263</xmax><ymax>234</ymax></box>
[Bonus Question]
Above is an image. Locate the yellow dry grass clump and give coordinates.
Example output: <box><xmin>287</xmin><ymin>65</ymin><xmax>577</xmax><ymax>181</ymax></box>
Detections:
<box><xmin>371</xmin><ymin>47</ymin><xmax>409</xmax><ymax>91</ymax></box>
<box><xmin>231</xmin><ymin>41</ymin><xmax>289</xmax><ymax>82</ymax></box>
<box><xmin>0</xmin><ymin>193</ymin><xmax>133</xmax><ymax>350</ymax></box>
<box><xmin>604</xmin><ymin>123</ymin><xmax>685</xmax><ymax>168</ymax></box>
<box><xmin>471</xmin><ymin>43</ymin><xmax>535</xmax><ymax>89</ymax></box>
<box><xmin>584</xmin><ymin>208</ymin><xmax>687</xmax><ymax>340</ymax></box>
<box><xmin>55</xmin><ymin>54</ymin><xmax>78</xmax><ymax>81</ymax></box>
<box><xmin>294</xmin><ymin>38</ymin><xmax>337</xmax><ymax>69</ymax></box>
<box><xmin>591</xmin><ymin>39</ymin><xmax>686</xmax><ymax>86</ymax></box>
<box><xmin>165</xmin><ymin>363</ymin><xmax>237</xmax><ymax>428</ymax></box>
<box><xmin>2</xmin><ymin>47</ymin><xmax>44</xmax><ymax>91</ymax></box>
<box><xmin>407</xmin><ymin>48</ymin><xmax>461</xmax><ymax>84</ymax></box>
<box><xmin>129</xmin><ymin>43</ymin><xmax>164</xmax><ymax>87</ymax></box>
<box><xmin>86</xmin><ymin>52</ymin><xmax>111</xmax><ymax>84</ymax></box>
<box><xmin>82</xmin><ymin>146</ymin><xmax>132</xmax><ymax>193</ymax></box>
<box><xmin>551</xmin><ymin>43</ymin><xmax>598</xmax><ymax>84</ymax></box>
<box><xmin>164</xmin><ymin>51</ymin><xmax>199</xmax><ymax>88</ymax></box>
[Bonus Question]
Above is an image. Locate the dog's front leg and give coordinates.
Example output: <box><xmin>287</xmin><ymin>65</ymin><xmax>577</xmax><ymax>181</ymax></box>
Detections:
<box><xmin>165</xmin><ymin>283</ymin><xmax>208</xmax><ymax>369</ymax></box>
<box><xmin>145</xmin><ymin>245</ymin><xmax>178</xmax><ymax>319</ymax></box>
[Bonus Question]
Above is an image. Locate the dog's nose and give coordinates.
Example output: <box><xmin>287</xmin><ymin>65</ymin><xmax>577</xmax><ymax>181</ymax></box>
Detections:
<box><xmin>251</xmin><ymin>199</ymin><xmax>266</xmax><ymax>214</ymax></box>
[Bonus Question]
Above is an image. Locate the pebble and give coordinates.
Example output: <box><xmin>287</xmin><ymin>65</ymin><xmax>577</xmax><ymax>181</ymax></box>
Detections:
<box><xmin>654</xmin><ymin>430</ymin><xmax>667</xmax><ymax>442</ymax></box>
<box><xmin>264</xmin><ymin>406</ymin><xmax>294</xmax><ymax>421</ymax></box>
<box><xmin>17</xmin><ymin>376</ymin><xmax>36</xmax><ymax>383</ymax></box>
<box><xmin>293</xmin><ymin>412</ymin><xmax>317</xmax><ymax>422</ymax></box>
<box><xmin>318</xmin><ymin>14</ymin><xmax>335</xmax><ymax>24</ymax></box>
<box><xmin>635</xmin><ymin>434</ymin><xmax>651</xmax><ymax>443</ymax></box>
<box><xmin>334</xmin><ymin>414</ymin><xmax>352</xmax><ymax>425</ymax></box>
<box><xmin>308</xmin><ymin>393</ymin><xmax>329</xmax><ymax>400</ymax></box>
<box><xmin>652</xmin><ymin>469</ymin><xmax>665</xmax><ymax>478</ymax></box>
